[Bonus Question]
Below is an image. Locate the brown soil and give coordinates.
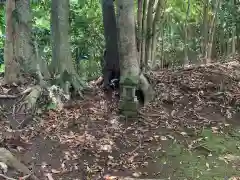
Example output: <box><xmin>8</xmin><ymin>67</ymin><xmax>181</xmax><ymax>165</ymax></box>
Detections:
<box><xmin>1</xmin><ymin>61</ymin><xmax>240</xmax><ymax>180</ymax></box>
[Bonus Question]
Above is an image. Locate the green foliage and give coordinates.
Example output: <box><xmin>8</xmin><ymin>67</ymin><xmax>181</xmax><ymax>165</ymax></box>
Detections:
<box><xmin>1</xmin><ymin>0</ymin><xmax>239</xmax><ymax>78</ymax></box>
<box><xmin>30</xmin><ymin>0</ymin><xmax>104</xmax><ymax>80</ymax></box>
<box><xmin>0</xmin><ymin>6</ymin><xmax>5</xmax><ymax>48</ymax></box>
<box><xmin>156</xmin><ymin>0</ymin><xmax>240</xmax><ymax>65</ymax></box>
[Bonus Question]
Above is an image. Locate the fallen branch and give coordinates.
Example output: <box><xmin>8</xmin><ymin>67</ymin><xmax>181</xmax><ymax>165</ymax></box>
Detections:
<box><xmin>0</xmin><ymin>87</ymin><xmax>33</xmax><ymax>99</ymax></box>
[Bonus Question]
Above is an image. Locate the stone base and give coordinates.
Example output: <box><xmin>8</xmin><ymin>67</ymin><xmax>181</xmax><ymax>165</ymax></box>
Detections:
<box><xmin>119</xmin><ymin>99</ymin><xmax>138</xmax><ymax>118</ymax></box>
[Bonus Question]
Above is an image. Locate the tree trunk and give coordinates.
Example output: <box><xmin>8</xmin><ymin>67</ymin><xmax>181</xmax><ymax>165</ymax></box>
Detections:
<box><xmin>201</xmin><ymin>0</ymin><xmax>209</xmax><ymax>63</ymax></box>
<box><xmin>101</xmin><ymin>0</ymin><xmax>120</xmax><ymax>90</ymax></box>
<box><xmin>184</xmin><ymin>0</ymin><xmax>190</xmax><ymax>65</ymax></box>
<box><xmin>50</xmin><ymin>0</ymin><xmax>84</xmax><ymax>95</ymax></box>
<box><xmin>117</xmin><ymin>0</ymin><xmax>153</xmax><ymax>117</ymax></box>
<box><xmin>205</xmin><ymin>0</ymin><xmax>221</xmax><ymax>63</ymax></box>
<box><xmin>144</xmin><ymin>0</ymin><xmax>155</xmax><ymax>69</ymax></box>
<box><xmin>150</xmin><ymin>0</ymin><xmax>164</xmax><ymax>68</ymax></box>
<box><xmin>117</xmin><ymin>0</ymin><xmax>139</xmax><ymax>78</ymax></box>
<box><xmin>140</xmin><ymin>0</ymin><xmax>148</xmax><ymax>70</ymax></box>
<box><xmin>4</xmin><ymin>0</ymin><xmax>18</xmax><ymax>84</ymax></box>
<box><xmin>231</xmin><ymin>0</ymin><xmax>236</xmax><ymax>55</ymax></box>
<box><xmin>4</xmin><ymin>0</ymin><xmax>33</xmax><ymax>84</ymax></box>
<box><xmin>137</xmin><ymin>0</ymin><xmax>143</xmax><ymax>63</ymax></box>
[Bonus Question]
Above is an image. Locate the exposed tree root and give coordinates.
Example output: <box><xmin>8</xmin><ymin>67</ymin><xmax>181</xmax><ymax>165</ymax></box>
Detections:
<box><xmin>0</xmin><ymin>148</ymin><xmax>39</xmax><ymax>180</ymax></box>
<box><xmin>139</xmin><ymin>73</ymin><xmax>154</xmax><ymax>105</ymax></box>
<box><xmin>52</xmin><ymin>70</ymin><xmax>87</xmax><ymax>99</ymax></box>
<box><xmin>24</xmin><ymin>85</ymin><xmax>42</xmax><ymax>110</ymax></box>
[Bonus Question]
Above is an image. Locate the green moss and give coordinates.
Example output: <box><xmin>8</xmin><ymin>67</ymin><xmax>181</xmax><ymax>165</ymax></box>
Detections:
<box><xmin>151</xmin><ymin>128</ymin><xmax>240</xmax><ymax>179</ymax></box>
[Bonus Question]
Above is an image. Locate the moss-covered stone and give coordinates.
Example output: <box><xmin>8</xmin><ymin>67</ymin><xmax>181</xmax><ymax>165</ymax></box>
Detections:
<box><xmin>119</xmin><ymin>74</ymin><xmax>139</xmax><ymax>118</ymax></box>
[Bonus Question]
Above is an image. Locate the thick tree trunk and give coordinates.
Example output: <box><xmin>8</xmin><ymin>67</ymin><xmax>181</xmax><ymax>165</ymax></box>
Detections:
<box><xmin>50</xmin><ymin>0</ymin><xmax>73</xmax><ymax>74</ymax></box>
<box><xmin>50</xmin><ymin>0</ymin><xmax>84</xmax><ymax>95</ymax></box>
<box><xmin>4</xmin><ymin>0</ymin><xmax>18</xmax><ymax>84</ymax></box>
<box><xmin>117</xmin><ymin>0</ymin><xmax>139</xmax><ymax>78</ymax></box>
<box><xmin>117</xmin><ymin>0</ymin><xmax>153</xmax><ymax>117</ymax></box>
<box><xmin>4</xmin><ymin>0</ymin><xmax>33</xmax><ymax>84</ymax></box>
<box><xmin>101</xmin><ymin>0</ymin><xmax>120</xmax><ymax>90</ymax></box>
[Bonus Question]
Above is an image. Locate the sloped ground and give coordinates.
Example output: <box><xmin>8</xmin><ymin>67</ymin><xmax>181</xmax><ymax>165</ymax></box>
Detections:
<box><xmin>1</xmin><ymin>61</ymin><xmax>240</xmax><ymax>180</ymax></box>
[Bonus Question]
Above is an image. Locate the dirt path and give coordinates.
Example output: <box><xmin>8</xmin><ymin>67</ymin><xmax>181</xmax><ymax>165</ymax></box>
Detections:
<box><xmin>3</xmin><ymin>91</ymin><xmax>240</xmax><ymax>180</ymax></box>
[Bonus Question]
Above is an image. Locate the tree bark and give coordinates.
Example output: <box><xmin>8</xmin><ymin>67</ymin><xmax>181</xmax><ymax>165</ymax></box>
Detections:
<box><xmin>201</xmin><ymin>0</ymin><xmax>209</xmax><ymax>63</ymax></box>
<box><xmin>4</xmin><ymin>0</ymin><xmax>18</xmax><ymax>84</ymax></box>
<box><xmin>117</xmin><ymin>0</ymin><xmax>153</xmax><ymax>114</ymax></box>
<box><xmin>140</xmin><ymin>0</ymin><xmax>148</xmax><ymax>70</ymax></box>
<box><xmin>150</xmin><ymin>0</ymin><xmax>164</xmax><ymax>68</ymax></box>
<box><xmin>117</xmin><ymin>0</ymin><xmax>139</xmax><ymax>78</ymax></box>
<box><xmin>184</xmin><ymin>0</ymin><xmax>190</xmax><ymax>65</ymax></box>
<box><xmin>50</xmin><ymin>0</ymin><xmax>84</xmax><ymax>94</ymax></box>
<box><xmin>4</xmin><ymin>0</ymin><xmax>34</xmax><ymax>84</ymax></box>
<box><xmin>101</xmin><ymin>0</ymin><xmax>120</xmax><ymax>90</ymax></box>
<box><xmin>206</xmin><ymin>0</ymin><xmax>221</xmax><ymax>63</ymax></box>
<box><xmin>144</xmin><ymin>0</ymin><xmax>155</xmax><ymax>69</ymax></box>
<box><xmin>137</xmin><ymin>0</ymin><xmax>143</xmax><ymax>62</ymax></box>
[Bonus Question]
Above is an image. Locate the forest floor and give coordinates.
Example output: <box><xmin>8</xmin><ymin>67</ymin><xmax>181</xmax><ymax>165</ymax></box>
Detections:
<box><xmin>1</xmin><ymin>61</ymin><xmax>240</xmax><ymax>180</ymax></box>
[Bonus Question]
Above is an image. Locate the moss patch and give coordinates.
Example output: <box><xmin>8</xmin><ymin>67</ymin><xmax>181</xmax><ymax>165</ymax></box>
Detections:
<box><xmin>144</xmin><ymin>127</ymin><xmax>240</xmax><ymax>179</ymax></box>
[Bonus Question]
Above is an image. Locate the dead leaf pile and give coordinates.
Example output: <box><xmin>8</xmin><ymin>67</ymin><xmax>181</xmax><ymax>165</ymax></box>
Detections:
<box><xmin>1</xmin><ymin>61</ymin><xmax>240</xmax><ymax>179</ymax></box>
<box><xmin>142</xmin><ymin>61</ymin><xmax>240</xmax><ymax>129</ymax></box>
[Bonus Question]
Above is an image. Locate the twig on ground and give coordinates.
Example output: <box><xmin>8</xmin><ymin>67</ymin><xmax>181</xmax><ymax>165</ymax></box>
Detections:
<box><xmin>20</xmin><ymin>174</ymin><xmax>32</xmax><ymax>180</ymax></box>
<box><xmin>0</xmin><ymin>88</ymin><xmax>32</xmax><ymax>99</ymax></box>
<box><xmin>0</xmin><ymin>87</ymin><xmax>32</xmax><ymax>99</ymax></box>
<box><xmin>0</xmin><ymin>95</ymin><xmax>17</xmax><ymax>98</ymax></box>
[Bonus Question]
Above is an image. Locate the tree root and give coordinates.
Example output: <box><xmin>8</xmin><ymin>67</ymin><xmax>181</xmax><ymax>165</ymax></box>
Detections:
<box><xmin>0</xmin><ymin>148</ymin><xmax>39</xmax><ymax>180</ymax></box>
<box><xmin>139</xmin><ymin>73</ymin><xmax>154</xmax><ymax>105</ymax></box>
<box><xmin>52</xmin><ymin>70</ymin><xmax>87</xmax><ymax>99</ymax></box>
<box><xmin>24</xmin><ymin>85</ymin><xmax>42</xmax><ymax>110</ymax></box>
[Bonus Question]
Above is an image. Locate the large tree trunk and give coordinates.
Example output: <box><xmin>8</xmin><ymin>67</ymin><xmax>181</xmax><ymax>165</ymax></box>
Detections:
<box><xmin>117</xmin><ymin>0</ymin><xmax>139</xmax><ymax>78</ymax></box>
<box><xmin>4</xmin><ymin>0</ymin><xmax>33</xmax><ymax>84</ymax></box>
<box><xmin>50</xmin><ymin>0</ymin><xmax>84</xmax><ymax>95</ymax></box>
<box><xmin>4</xmin><ymin>0</ymin><xmax>18</xmax><ymax>84</ymax></box>
<box><xmin>117</xmin><ymin>0</ymin><xmax>153</xmax><ymax>117</ymax></box>
<box><xmin>101</xmin><ymin>0</ymin><xmax>120</xmax><ymax>91</ymax></box>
